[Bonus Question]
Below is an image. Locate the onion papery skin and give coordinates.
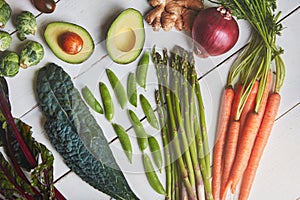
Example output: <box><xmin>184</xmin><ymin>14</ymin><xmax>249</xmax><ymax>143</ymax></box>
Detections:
<box><xmin>192</xmin><ymin>7</ymin><xmax>239</xmax><ymax>58</ymax></box>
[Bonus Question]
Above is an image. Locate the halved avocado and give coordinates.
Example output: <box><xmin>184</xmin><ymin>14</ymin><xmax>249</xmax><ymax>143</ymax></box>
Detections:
<box><xmin>106</xmin><ymin>8</ymin><xmax>145</xmax><ymax>64</ymax></box>
<box><xmin>44</xmin><ymin>22</ymin><xmax>94</xmax><ymax>64</ymax></box>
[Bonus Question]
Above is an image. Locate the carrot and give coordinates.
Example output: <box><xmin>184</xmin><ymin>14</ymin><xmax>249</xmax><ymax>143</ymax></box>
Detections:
<box><xmin>220</xmin><ymin>120</ymin><xmax>240</xmax><ymax>200</ymax></box>
<box><xmin>212</xmin><ymin>87</ymin><xmax>235</xmax><ymax>200</ymax></box>
<box><xmin>224</xmin><ymin>71</ymin><xmax>273</xmax><ymax>194</ymax></box>
<box><xmin>218</xmin><ymin>84</ymin><xmax>242</xmax><ymax>199</ymax></box>
<box><xmin>239</xmin><ymin>80</ymin><xmax>259</xmax><ymax>130</ymax></box>
<box><xmin>230</xmin><ymin>84</ymin><xmax>243</xmax><ymax>122</ymax></box>
<box><xmin>239</xmin><ymin>93</ymin><xmax>281</xmax><ymax>200</ymax></box>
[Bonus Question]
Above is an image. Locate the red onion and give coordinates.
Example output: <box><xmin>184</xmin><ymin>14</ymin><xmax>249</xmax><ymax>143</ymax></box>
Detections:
<box><xmin>192</xmin><ymin>6</ymin><xmax>239</xmax><ymax>58</ymax></box>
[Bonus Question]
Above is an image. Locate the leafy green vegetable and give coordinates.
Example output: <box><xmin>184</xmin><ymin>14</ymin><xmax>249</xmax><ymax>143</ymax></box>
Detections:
<box><xmin>20</xmin><ymin>40</ymin><xmax>44</xmax><ymax>68</ymax></box>
<box><xmin>16</xmin><ymin>11</ymin><xmax>37</xmax><ymax>41</ymax></box>
<box><xmin>36</xmin><ymin>63</ymin><xmax>139</xmax><ymax>200</ymax></box>
<box><xmin>0</xmin><ymin>119</ymin><xmax>39</xmax><ymax>171</ymax></box>
<box><xmin>0</xmin><ymin>51</ymin><xmax>20</xmax><ymax>77</ymax></box>
<box><xmin>0</xmin><ymin>30</ymin><xmax>12</xmax><ymax>51</ymax></box>
<box><xmin>0</xmin><ymin>77</ymin><xmax>63</xmax><ymax>199</ymax></box>
<box><xmin>0</xmin><ymin>0</ymin><xmax>11</xmax><ymax>28</ymax></box>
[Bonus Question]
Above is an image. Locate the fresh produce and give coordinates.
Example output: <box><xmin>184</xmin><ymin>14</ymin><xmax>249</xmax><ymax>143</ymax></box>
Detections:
<box><xmin>139</xmin><ymin>94</ymin><xmax>159</xmax><ymax>129</ymax></box>
<box><xmin>36</xmin><ymin>63</ymin><xmax>139</xmax><ymax>200</ymax></box>
<box><xmin>106</xmin><ymin>68</ymin><xmax>128</xmax><ymax>109</ymax></box>
<box><xmin>82</xmin><ymin>85</ymin><xmax>103</xmax><ymax>114</ymax></box>
<box><xmin>192</xmin><ymin>6</ymin><xmax>239</xmax><ymax>58</ymax></box>
<box><xmin>19</xmin><ymin>40</ymin><xmax>44</xmax><ymax>68</ymax></box>
<box><xmin>106</xmin><ymin>8</ymin><xmax>145</xmax><ymax>64</ymax></box>
<box><xmin>127</xmin><ymin>72</ymin><xmax>137</xmax><ymax>107</ymax></box>
<box><xmin>0</xmin><ymin>30</ymin><xmax>12</xmax><ymax>51</ymax></box>
<box><xmin>211</xmin><ymin>0</ymin><xmax>285</xmax><ymax>199</ymax></box>
<box><xmin>44</xmin><ymin>21</ymin><xmax>94</xmax><ymax>64</ymax></box>
<box><xmin>145</xmin><ymin>0</ymin><xmax>203</xmax><ymax>32</ymax></box>
<box><xmin>148</xmin><ymin>136</ymin><xmax>163</xmax><ymax>172</ymax></box>
<box><xmin>0</xmin><ymin>77</ymin><xmax>65</xmax><ymax>200</ymax></box>
<box><xmin>136</xmin><ymin>51</ymin><xmax>149</xmax><ymax>89</ymax></box>
<box><xmin>59</xmin><ymin>32</ymin><xmax>83</xmax><ymax>55</ymax></box>
<box><xmin>152</xmin><ymin>46</ymin><xmax>212</xmax><ymax>200</ymax></box>
<box><xmin>0</xmin><ymin>51</ymin><xmax>20</xmax><ymax>77</ymax></box>
<box><xmin>112</xmin><ymin>123</ymin><xmax>133</xmax><ymax>163</ymax></box>
<box><xmin>16</xmin><ymin>11</ymin><xmax>37</xmax><ymax>41</ymax></box>
<box><xmin>142</xmin><ymin>153</ymin><xmax>166</xmax><ymax>195</ymax></box>
<box><xmin>32</xmin><ymin>0</ymin><xmax>56</xmax><ymax>13</ymax></box>
<box><xmin>0</xmin><ymin>0</ymin><xmax>11</xmax><ymax>28</ymax></box>
<box><xmin>211</xmin><ymin>87</ymin><xmax>234</xmax><ymax>200</ymax></box>
<box><xmin>128</xmin><ymin>109</ymin><xmax>148</xmax><ymax>152</ymax></box>
<box><xmin>239</xmin><ymin>92</ymin><xmax>280</xmax><ymax>200</ymax></box>
<box><xmin>99</xmin><ymin>81</ymin><xmax>114</xmax><ymax>121</ymax></box>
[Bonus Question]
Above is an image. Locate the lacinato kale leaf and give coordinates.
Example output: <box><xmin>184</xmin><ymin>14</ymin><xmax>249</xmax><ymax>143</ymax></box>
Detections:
<box><xmin>36</xmin><ymin>63</ymin><xmax>139</xmax><ymax>200</ymax></box>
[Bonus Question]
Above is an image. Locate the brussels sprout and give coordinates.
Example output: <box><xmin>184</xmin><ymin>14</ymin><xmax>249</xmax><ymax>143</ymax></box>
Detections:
<box><xmin>0</xmin><ymin>51</ymin><xmax>20</xmax><ymax>77</ymax></box>
<box><xmin>0</xmin><ymin>30</ymin><xmax>12</xmax><ymax>51</ymax></box>
<box><xmin>20</xmin><ymin>40</ymin><xmax>44</xmax><ymax>68</ymax></box>
<box><xmin>16</xmin><ymin>11</ymin><xmax>37</xmax><ymax>41</ymax></box>
<box><xmin>0</xmin><ymin>0</ymin><xmax>11</xmax><ymax>28</ymax></box>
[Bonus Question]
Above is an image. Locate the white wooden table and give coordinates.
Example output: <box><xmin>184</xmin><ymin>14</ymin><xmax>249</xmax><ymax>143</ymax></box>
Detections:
<box><xmin>1</xmin><ymin>0</ymin><xmax>300</xmax><ymax>199</ymax></box>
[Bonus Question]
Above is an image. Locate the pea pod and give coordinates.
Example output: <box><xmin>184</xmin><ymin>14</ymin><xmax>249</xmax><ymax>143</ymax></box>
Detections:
<box><xmin>82</xmin><ymin>86</ymin><xmax>103</xmax><ymax>114</ymax></box>
<box><xmin>127</xmin><ymin>72</ymin><xmax>137</xmax><ymax>107</ymax></box>
<box><xmin>112</xmin><ymin>123</ymin><xmax>132</xmax><ymax>163</ymax></box>
<box><xmin>143</xmin><ymin>153</ymin><xmax>166</xmax><ymax>195</ymax></box>
<box><xmin>140</xmin><ymin>94</ymin><xmax>159</xmax><ymax>129</ymax></box>
<box><xmin>106</xmin><ymin>68</ymin><xmax>128</xmax><ymax>109</ymax></box>
<box><xmin>127</xmin><ymin>109</ymin><xmax>148</xmax><ymax>151</ymax></box>
<box><xmin>99</xmin><ymin>82</ymin><xmax>114</xmax><ymax>121</ymax></box>
<box><xmin>136</xmin><ymin>51</ymin><xmax>149</xmax><ymax>89</ymax></box>
<box><xmin>148</xmin><ymin>136</ymin><xmax>163</xmax><ymax>173</ymax></box>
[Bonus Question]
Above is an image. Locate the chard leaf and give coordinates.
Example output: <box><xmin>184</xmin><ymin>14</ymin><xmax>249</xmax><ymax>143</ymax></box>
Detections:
<box><xmin>30</xmin><ymin>142</ymin><xmax>55</xmax><ymax>199</ymax></box>
<box><xmin>0</xmin><ymin>119</ymin><xmax>39</xmax><ymax>171</ymax></box>
<box><xmin>0</xmin><ymin>152</ymin><xmax>35</xmax><ymax>199</ymax></box>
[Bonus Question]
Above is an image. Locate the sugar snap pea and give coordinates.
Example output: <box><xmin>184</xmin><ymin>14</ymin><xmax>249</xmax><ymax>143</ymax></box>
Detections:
<box><xmin>127</xmin><ymin>109</ymin><xmax>148</xmax><ymax>152</ymax></box>
<box><xmin>142</xmin><ymin>153</ymin><xmax>166</xmax><ymax>195</ymax></box>
<box><xmin>82</xmin><ymin>86</ymin><xmax>103</xmax><ymax>114</ymax></box>
<box><xmin>140</xmin><ymin>94</ymin><xmax>159</xmax><ymax>129</ymax></box>
<box><xmin>106</xmin><ymin>68</ymin><xmax>128</xmax><ymax>109</ymax></box>
<box><xmin>127</xmin><ymin>72</ymin><xmax>137</xmax><ymax>107</ymax></box>
<box><xmin>136</xmin><ymin>51</ymin><xmax>149</xmax><ymax>89</ymax></box>
<box><xmin>112</xmin><ymin>123</ymin><xmax>133</xmax><ymax>163</ymax></box>
<box><xmin>148</xmin><ymin>136</ymin><xmax>163</xmax><ymax>173</ymax></box>
<box><xmin>99</xmin><ymin>82</ymin><xmax>114</xmax><ymax>121</ymax></box>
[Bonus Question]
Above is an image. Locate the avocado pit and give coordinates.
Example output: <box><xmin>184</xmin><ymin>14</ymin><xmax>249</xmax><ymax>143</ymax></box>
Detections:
<box><xmin>59</xmin><ymin>31</ymin><xmax>83</xmax><ymax>55</ymax></box>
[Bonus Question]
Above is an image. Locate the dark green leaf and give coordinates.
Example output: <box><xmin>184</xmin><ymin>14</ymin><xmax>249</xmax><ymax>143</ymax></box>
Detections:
<box><xmin>36</xmin><ymin>63</ymin><xmax>139</xmax><ymax>200</ymax></box>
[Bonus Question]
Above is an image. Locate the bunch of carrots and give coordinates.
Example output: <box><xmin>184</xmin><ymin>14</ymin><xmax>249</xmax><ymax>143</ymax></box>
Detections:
<box><xmin>211</xmin><ymin>0</ymin><xmax>285</xmax><ymax>199</ymax></box>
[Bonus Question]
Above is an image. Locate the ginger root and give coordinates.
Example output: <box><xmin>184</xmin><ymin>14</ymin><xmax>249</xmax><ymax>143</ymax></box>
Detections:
<box><xmin>145</xmin><ymin>0</ymin><xmax>203</xmax><ymax>32</ymax></box>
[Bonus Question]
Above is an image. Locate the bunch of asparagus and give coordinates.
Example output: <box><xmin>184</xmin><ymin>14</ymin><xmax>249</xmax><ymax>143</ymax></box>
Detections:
<box><xmin>152</xmin><ymin>46</ymin><xmax>213</xmax><ymax>200</ymax></box>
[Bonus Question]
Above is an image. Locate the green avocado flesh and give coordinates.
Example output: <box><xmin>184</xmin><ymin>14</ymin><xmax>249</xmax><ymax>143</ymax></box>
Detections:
<box><xmin>106</xmin><ymin>8</ymin><xmax>145</xmax><ymax>64</ymax></box>
<box><xmin>44</xmin><ymin>22</ymin><xmax>94</xmax><ymax>64</ymax></box>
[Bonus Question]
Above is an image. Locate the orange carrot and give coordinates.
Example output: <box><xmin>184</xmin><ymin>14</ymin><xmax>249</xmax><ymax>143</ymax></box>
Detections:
<box><xmin>220</xmin><ymin>120</ymin><xmax>240</xmax><ymax>200</ymax></box>
<box><xmin>239</xmin><ymin>93</ymin><xmax>281</xmax><ymax>200</ymax></box>
<box><xmin>239</xmin><ymin>81</ymin><xmax>259</xmax><ymax>129</ymax></box>
<box><xmin>212</xmin><ymin>87</ymin><xmax>235</xmax><ymax>200</ymax></box>
<box><xmin>230</xmin><ymin>84</ymin><xmax>243</xmax><ymax>122</ymax></box>
<box><xmin>224</xmin><ymin>71</ymin><xmax>273</xmax><ymax>194</ymax></box>
<box><xmin>218</xmin><ymin>84</ymin><xmax>242</xmax><ymax>199</ymax></box>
